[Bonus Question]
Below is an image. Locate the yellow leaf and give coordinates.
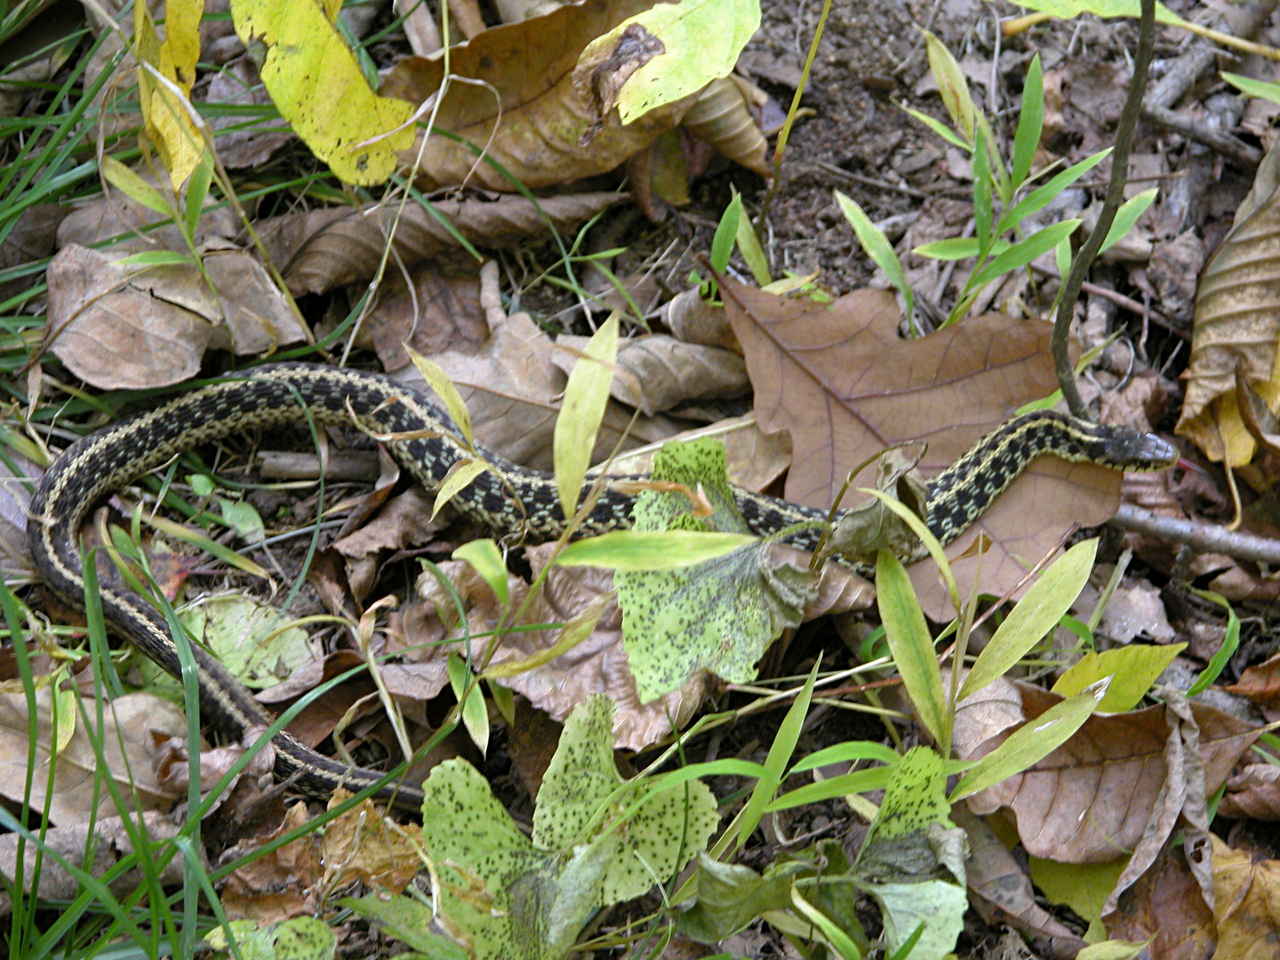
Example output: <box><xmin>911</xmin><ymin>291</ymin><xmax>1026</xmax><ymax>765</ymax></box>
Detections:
<box><xmin>230</xmin><ymin>0</ymin><xmax>414</xmax><ymax>185</ymax></box>
<box><xmin>134</xmin><ymin>0</ymin><xmax>205</xmax><ymax>187</ymax></box>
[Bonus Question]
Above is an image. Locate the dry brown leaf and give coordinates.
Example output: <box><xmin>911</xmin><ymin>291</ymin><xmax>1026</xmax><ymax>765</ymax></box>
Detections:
<box><xmin>0</xmin><ymin>204</ymin><xmax>66</xmax><ymax>304</ymax></box>
<box><xmin>0</xmin><ymin>689</ymin><xmax>186</xmax><ymax>825</ymax></box>
<box><xmin>1178</xmin><ymin>142</ymin><xmax>1280</xmax><ymax>466</ymax></box>
<box><xmin>553</xmin><ymin>332</ymin><xmax>748</xmax><ymax>415</ymax></box>
<box><xmin>1208</xmin><ymin>834</ymin><xmax>1280</xmax><ymax>957</ymax></box>
<box><xmin>220</xmin><ymin>801</ymin><xmax>324</xmax><ymax>922</ymax></box>
<box><xmin>382</xmin><ymin>0</ymin><xmax>693</xmax><ymax>191</ymax></box>
<box><xmin>955</xmin><ymin>678</ymin><xmax>1257</xmax><ymax>864</ymax></box>
<box><xmin>0</xmin><ymin>812</ymin><xmax>187</xmax><ymax>913</ymax></box>
<box><xmin>258</xmin><ymin>191</ymin><xmax>623</xmax><ymax>296</ymax></box>
<box><xmin>321</xmin><ymin>790</ymin><xmax>421</xmax><ymax>893</ymax></box>
<box><xmin>718</xmin><ymin>277</ymin><xmax>1120</xmax><ymax>617</ymax></box>
<box><xmin>1102</xmin><ymin>847</ymin><xmax>1217</xmax><ymax>959</ymax></box>
<box><xmin>954</xmin><ymin>805</ymin><xmax>1086</xmax><ymax>958</ymax></box>
<box><xmin>362</xmin><ymin>269</ymin><xmax>487</xmax><ymax>370</ymax></box>
<box><xmin>45</xmin><ymin>243</ymin><xmax>305</xmax><ymax>389</ymax></box>
<box><xmin>1221</xmin><ymin>762</ymin><xmax>1280</xmax><ymax>820</ymax></box>
<box><xmin>682</xmin><ymin>75</ymin><xmax>769</xmax><ymax>177</ymax></box>
<box><xmin>208</xmin><ymin>58</ymin><xmax>293</xmax><ymax>169</ymax></box>
<box><xmin>663</xmin><ymin>285</ymin><xmax>737</xmax><ymax>349</ymax></box>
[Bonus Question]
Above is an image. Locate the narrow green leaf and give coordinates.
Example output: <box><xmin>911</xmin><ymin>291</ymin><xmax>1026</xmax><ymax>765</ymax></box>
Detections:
<box><xmin>969</xmin><ymin>218</ymin><xmax>1081</xmax><ymax>290</ymax></box>
<box><xmin>972</xmin><ymin>125</ymin><xmax>992</xmax><ymax>253</ymax></box>
<box><xmin>835</xmin><ymin>191</ymin><xmax>913</xmax><ymax>321</ymax></box>
<box><xmin>950</xmin><ymin>684</ymin><xmax>1106</xmax><ymax>800</ymax></box>
<box><xmin>960</xmin><ymin>539</ymin><xmax>1098</xmax><ymax>701</ymax></box>
<box><xmin>995</xmin><ymin>148</ymin><xmax>1110</xmax><ymax>236</ymax></box>
<box><xmin>453</xmin><ymin>539</ymin><xmax>509</xmax><ymax>609</ymax></box>
<box><xmin>1010</xmin><ymin>54</ymin><xmax>1043</xmax><ymax>188</ymax></box>
<box><xmin>735</xmin><ymin>202</ymin><xmax>772</xmax><ymax>286</ymax></box>
<box><xmin>1186</xmin><ymin>589</ymin><xmax>1240</xmax><ymax>696</ymax></box>
<box><xmin>876</xmin><ymin>549</ymin><xmax>947</xmax><ymax>748</ymax></box>
<box><xmin>115</xmin><ymin>250</ymin><xmax>198</xmax><ymax>268</ymax></box>
<box><xmin>430</xmin><ymin>458</ymin><xmax>490</xmax><ymax>520</ymax></box>
<box><xmin>913</xmin><ymin>237</ymin><xmax>981</xmax><ymax>261</ymax></box>
<box><xmin>921</xmin><ymin>29</ymin><xmax>974</xmax><ymax>141</ymax></box>
<box><xmin>1099</xmin><ymin>187</ymin><xmax>1158</xmax><ymax>255</ymax></box>
<box><xmin>1054</xmin><ymin>234</ymin><xmax>1072</xmax><ymax>278</ymax></box>
<box><xmin>901</xmin><ymin>106</ymin><xmax>969</xmax><ymax>151</ymax></box>
<box><xmin>101</xmin><ymin>155</ymin><xmax>172</xmax><ymax>217</ymax></box>
<box><xmin>1053</xmin><ymin>643</ymin><xmax>1186</xmax><ymax>713</ymax></box>
<box><xmin>447</xmin><ymin>653</ymin><xmax>489</xmax><ymax>756</ymax></box>
<box><xmin>554</xmin><ymin>313</ymin><xmax>619</xmax><ymax>522</ymax></box>
<box><xmin>1222</xmin><ymin>71</ymin><xmax>1280</xmax><ymax>106</ymax></box>
<box><xmin>737</xmin><ymin>659</ymin><xmax>820</xmax><ymax>847</ymax></box>
<box><xmin>711</xmin><ymin>194</ymin><xmax>742</xmax><ymax>272</ymax></box>
<box><xmin>407</xmin><ymin>347</ymin><xmax>475</xmax><ymax>448</ymax></box>
<box><xmin>183</xmin><ymin>150</ymin><xmax>214</xmax><ymax>239</ymax></box>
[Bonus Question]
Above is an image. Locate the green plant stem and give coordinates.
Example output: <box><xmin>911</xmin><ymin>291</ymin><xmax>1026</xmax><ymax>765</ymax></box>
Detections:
<box><xmin>759</xmin><ymin>0</ymin><xmax>833</xmax><ymax>223</ymax></box>
<box><xmin>1052</xmin><ymin>0</ymin><xmax>1155</xmax><ymax>418</ymax></box>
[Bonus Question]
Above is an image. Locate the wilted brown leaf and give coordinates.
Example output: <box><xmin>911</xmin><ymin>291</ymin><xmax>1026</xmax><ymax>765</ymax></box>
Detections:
<box><xmin>0</xmin><ymin>689</ymin><xmax>185</xmax><ymax>825</ymax></box>
<box><xmin>321</xmin><ymin>790</ymin><xmax>421</xmax><ymax>892</ymax></box>
<box><xmin>718</xmin><ymin>276</ymin><xmax>1120</xmax><ymax>616</ymax></box>
<box><xmin>1178</xmin><ymin>142</ymin><xmax>1280</xmax><ymax>466</ymax></box>
<box><xmin>382</xmin><ymin>0</ymin><xmax>693</xmax><ymax>191</ymax></box>
<box><xmin>682</xmin><ymin>75</ymin><xmax>769</xmax><ymax>177</ymax></box>
<box><xmin>1208</xmin><ymin>834</ymin><xmax>1280</xmax><ymax>957</ymax></box>
<box><xmin>45</xmin><ymin>243</ymin><xmax>305</xmax><ymax>389</ymax></box>
<box><xmin>220</xmin><ymin>801</ymin><xmax>324</xmax><ymax>922</ymax></box>
<box><xmin>1103</xmin><ymin>847</ymin><xmax>1216</xmax><ymax>960</ymax></box>
<box><xmin>258</xmin><ymin>191</ymin><xmax>624</xmax><ymax>296</ymax></box>
<box><xmin>956</xmin><ymin>679</ymin><xmax>1257</xmax><ymax>865</ymax></box>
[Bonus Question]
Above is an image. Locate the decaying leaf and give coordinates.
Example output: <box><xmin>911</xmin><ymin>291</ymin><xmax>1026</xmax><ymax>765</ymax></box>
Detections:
<box><xmin>45</xmin><ymin>243</ymin><xmax>305</xmax><ymax>389</ymax></box>
<box><xmin>1178</xmin><ymin>142</ymin><xmax>1280</xmax><ymax>466</ymax></box>
<box><xmin>0</xmin><ymin>689</ymin><xmax>186</xmax><ymax>825</ymax></box>
<box><xmin>219</xmin><ymin>801</ymin><xmax>325</xmax><ymax>923</ymax></box>
<box><xmin>718</xmin><ymin>276</ymin><xmax>1121</xmax><ymax>617</ymax></box>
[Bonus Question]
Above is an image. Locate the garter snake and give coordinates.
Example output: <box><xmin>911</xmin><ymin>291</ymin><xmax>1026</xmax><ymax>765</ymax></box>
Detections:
<box><xmin>28</xmin><ymin>363</ymin><xmax>1177</xmax><ymax>812</ymax></box>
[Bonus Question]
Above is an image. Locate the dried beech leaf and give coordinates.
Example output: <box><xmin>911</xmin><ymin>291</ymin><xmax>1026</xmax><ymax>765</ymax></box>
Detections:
<box><xmin>1102</xmin><ymin>847</ymin><xmax>1216</xmax><ymax>958</ymax></box>
<box><xmin>955</xmin><ymin>678</ymin><xmax>1257</xmax><ymax>864</ymax></box>
<box><xmin>1178</xmin><ymin>146</ymin><xmax>1280</xmax><ymax>465</ymax></box>
<box><xmin>382</xmin><ymin>0</ymin><xmax>693</xmax><ymax>190</ymax></box>
<box><xmin>258</xmin><ymin>192</ymin><xmax>624</xmax><ymax>295</ymax></box>
<box><xmin>362</xmin><ymin>270</ymin><xmax>487</xmax><ymax>369</ymax></box>
<box><xmin>683</xmin><ymin>75</ymin><xmax>768</xmax><ymax>176</ymax></box>
<box><xmin>554</xmin><ymin>332</ymin><xmax>748</xmax><ymax>415</ymax></box>
<box><xmin>718</xmin><ymin>276</ymin><xmax>1112</xmax><ymax>617</ymax></box>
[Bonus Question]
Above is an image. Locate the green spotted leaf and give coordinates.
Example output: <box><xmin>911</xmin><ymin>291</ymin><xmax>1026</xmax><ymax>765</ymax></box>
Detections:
<box><xmin>615</xmin><ymin>438</ymin><xmax>817</xmax><ymax>701</ymax></box>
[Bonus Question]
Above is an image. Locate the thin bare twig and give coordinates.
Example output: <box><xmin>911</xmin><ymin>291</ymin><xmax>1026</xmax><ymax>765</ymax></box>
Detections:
<box><xmin>1113</xmin><ymin>503</ymin><xmax>1280</xmax><ymax>566</ymax></box>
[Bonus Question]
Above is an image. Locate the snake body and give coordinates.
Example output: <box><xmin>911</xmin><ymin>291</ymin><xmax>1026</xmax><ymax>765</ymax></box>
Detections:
<box><xmin>28</xmin><ymin>364</ymin><xmax>1177</xmax><ymax>811</ymax></box>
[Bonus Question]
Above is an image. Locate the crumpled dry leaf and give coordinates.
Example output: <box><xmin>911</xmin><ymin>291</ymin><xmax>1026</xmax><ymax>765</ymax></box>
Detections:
<box><xmin>45</xmin><ymin>243</ymin><xmax>305</xmax><ymax>389</ymax></box>
<box><xmin>1205</xmin><ymin>834</ymin><xmax>1280</xmax><ymax>956</ymax></box>
<box><xmin>0</xmin><ymin>689</ymin><xmax>186</xmax><ymax>825</ymax></box>
<box><xmin>953</xmin><ymin>805</ymin><xmax>1085</xmax><ymax>958</ymax></box>
<box><xmin>718</xmin><ymin>276</ymin><xmax>1119</xmax><ymax>618</ymax></box>
<box><xmin>219</xmin><ymin>801</ymin><xmax>324</xmax><ymax>922</ymax></box>
<box><xmin>321</xmin><ymin>789</ymin><xmax>421</xmax><ymax>893</ymax></box>
<box><xmin>257</xmin><ymin>191</ymin><xmax>624</xmax><ymax>296</ymax></box>
<box><xmin>682</xmin><ymin>74</ymin><xmax>769</xmax><ymax>177</ymax></box>
<box><xmin>382</xmin><ymin>0</ymin><xmax>695</xmax><ymax>191</ymax></box>
<box><xmin>1178</xmin><ymin>140</ymin><xmax>1280</xmax><ymax>466</ymax></box>
<box><xmin>955</xmin><ymin>678</ymin><xmax>1256</xmax><ymax>867</ymax></box>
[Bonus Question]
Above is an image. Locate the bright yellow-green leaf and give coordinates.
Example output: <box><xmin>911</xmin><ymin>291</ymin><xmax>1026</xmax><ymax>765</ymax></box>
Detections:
<box><xmin>921</xmin><ymin>29</ymin><xmax>975</xmax><ymax>141</ymax></box>
<box><xmin>101</xmin><ymin>156</ymin><xmax>172</xmax><ymax>218</ymax></box>
<box><xmin>960</xmin><ymin>538</ymin><xmax>1097</xmax><ymax>701</ymax></box>
<box><xmin>230</xmin><ymin>0</ymin><xmax>414</xmax><ymax>185</ymax></box>
<box><xmin>1009</xmin><ymin>0</ymin><xmax>1187</xmax><ymax>26</ymax></box>
<box><xmin>1052</xmin><ymin>643</ymin><xmax>1185</xmax><ymax>713</ymax></box>
<box><xmin>876</xmin><ymin>549</ymin><xmax>947</xmax><ymax>749</ymax></box>
<box><xmin>431</xmin><ymin>458</ymin><xmax>491</xmax><ymax>520</ymax></box>
<box><xmin>951</xmin><ymin>684</ymin><xmax>1106</xmax><ymax>800</ymax></box>
<box><xmin>448</xmin><ymin>653</ymin><xmax>489</xmax><ymax>756</ymax></box>
<box><xmin>580</xmin><ymin>0</ymin><xmax>761</xmax><ymax>125</ymax></box>
<box><xmin>134</xmin><ymin>0</ymin><xmax>205</xmax><ymax>187</ymax></box>
<box><xmin>407</xmin><ymin>347</ymin><xmax>475</xmax><ymax>448</ymax></box>
<box><xmin>555</xmin><ymin>314</ymin><xmax>618</xmax><ymax>523</ymax></box>
<box><xmin>453</xmin><ymin>539</ymin><xmax>509</xmax><ymax>609</ymax></box>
